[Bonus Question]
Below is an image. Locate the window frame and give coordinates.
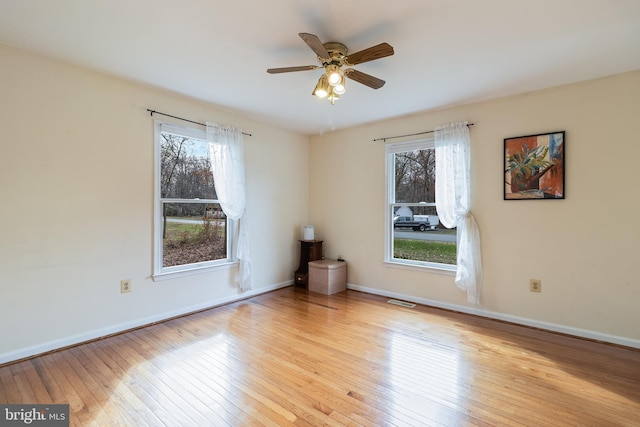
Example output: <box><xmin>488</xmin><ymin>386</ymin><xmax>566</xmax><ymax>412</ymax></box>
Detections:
<box><xmin>152</xmin><ymin>120</ymin><xmax>237</xmax><ymax>281</ymax></box>
<box><xmin>384</xmin><ymin>137</ymin><xmax>456</xmax><ymax>274</ymax></box>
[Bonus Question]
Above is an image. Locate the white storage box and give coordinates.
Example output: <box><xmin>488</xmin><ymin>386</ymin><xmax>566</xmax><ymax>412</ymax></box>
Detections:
<box><xmin>308</xmin><ymin>259</ymin><xmax>347</xmax><ymax>295</ymax></box>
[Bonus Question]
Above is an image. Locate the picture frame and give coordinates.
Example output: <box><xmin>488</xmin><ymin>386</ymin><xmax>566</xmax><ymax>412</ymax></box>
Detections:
<box><xmin>504</xmin><ymin>131</ymin><xmax>565</xmax><ymax>200</ymax></box>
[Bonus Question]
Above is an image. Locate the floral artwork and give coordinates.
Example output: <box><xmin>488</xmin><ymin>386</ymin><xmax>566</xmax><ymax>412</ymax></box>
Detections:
<box><xmin>504</xmin><ymin>131</ymin><xmax>565</xmax><ymax>200</ymax></box>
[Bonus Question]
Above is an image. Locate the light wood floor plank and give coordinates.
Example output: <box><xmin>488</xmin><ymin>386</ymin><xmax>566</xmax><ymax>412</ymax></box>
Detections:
<box><xmin>1</xmin><ymin>287</ymin><xmax>639</xmax><ymax>426</ymax></box>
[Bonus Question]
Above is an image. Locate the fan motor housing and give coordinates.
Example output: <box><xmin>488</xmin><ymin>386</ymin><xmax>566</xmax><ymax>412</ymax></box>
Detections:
<box><xmin>322</xmin><ymin>42</ymin><xmax>348</xmax><ymax>65</ymax></box>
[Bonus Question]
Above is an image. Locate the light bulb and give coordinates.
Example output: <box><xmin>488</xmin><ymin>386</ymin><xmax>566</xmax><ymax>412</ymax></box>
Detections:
<box><xmin>326</xmin><ymin>65</ymin><xmax>342</xmax><ymax>86</ymax></box>
<box><xmin>333</xmin><ymin>82</ymin><xmax>346</xmax><ymax>95</ymax></box>
<box><xmin>315</xmin><ymin>88</ymin><xmax>328</xmax><ymax>98</ymax></box>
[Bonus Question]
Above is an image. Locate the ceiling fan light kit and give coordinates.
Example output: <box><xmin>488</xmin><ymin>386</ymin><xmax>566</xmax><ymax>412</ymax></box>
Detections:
<box><xmin>267</xmin><ymin>33</ymin><xmax>394</xmax><ymax>105</ymax></box>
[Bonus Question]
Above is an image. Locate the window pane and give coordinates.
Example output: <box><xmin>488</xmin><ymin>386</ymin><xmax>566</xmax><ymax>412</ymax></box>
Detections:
<box><xmin>394</xmin><ymin>149</ymin><xmax>436</xmax><ymax>203</ymax></box>
<box><xmin>160</xmin><ymin>132</ymin><xmax>216</xmax><ymax>199</ymax></box>
<box><xmin>392</xmin><ymin>204</ymin><xmax>456</xmax><ymax>265</ymax></box>
<box><xmin>162</xmin><ymin>202</ymin><xmax>227</xmax><ymax>267</ymax></box>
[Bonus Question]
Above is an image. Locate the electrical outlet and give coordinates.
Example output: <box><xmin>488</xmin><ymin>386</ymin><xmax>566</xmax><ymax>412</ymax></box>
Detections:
<box><xmin>530</xmin><ymin>279</ymin><xmax>541</xmax><ymax>293</ymax></box>
<box><xmin>120</xmin><ymin>279</ymin><xmax>132</xmax><ymax>293</ymax></box>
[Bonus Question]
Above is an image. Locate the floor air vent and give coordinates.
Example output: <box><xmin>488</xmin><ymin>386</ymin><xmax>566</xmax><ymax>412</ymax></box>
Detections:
<box><xmin>387</xmin><ymin>299</ymin><xmax>416</xmax><ymax>308</ymax></box>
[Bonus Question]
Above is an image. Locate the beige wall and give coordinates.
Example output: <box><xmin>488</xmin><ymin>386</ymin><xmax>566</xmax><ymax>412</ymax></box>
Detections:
<box><xmin>309</xmin><ymin>70</ymin><xmax>640</xmax><ymax>347</ymax></box>
<box><xmin>0</xmin><ymin>44</ymin><xmax>309</xmax><ymax>363</ymax></box>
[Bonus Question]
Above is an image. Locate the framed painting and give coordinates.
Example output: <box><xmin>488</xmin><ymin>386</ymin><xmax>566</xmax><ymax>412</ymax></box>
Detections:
<box><xmin>504</xmin><ymin>131</ymin><xmax>565</xmax><ymax>200</ymax></box>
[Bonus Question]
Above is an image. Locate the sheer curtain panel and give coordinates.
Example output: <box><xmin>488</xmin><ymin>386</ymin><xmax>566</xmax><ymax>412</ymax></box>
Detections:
<box><xmin>435</xmin><ymin>121</ymin><xmax>482</xmax><ymax>304</ymax></box>
<box><xmin>206</xmin><ymin>122</ymin><xmax>252</xmax><ymax>290</ymax></box>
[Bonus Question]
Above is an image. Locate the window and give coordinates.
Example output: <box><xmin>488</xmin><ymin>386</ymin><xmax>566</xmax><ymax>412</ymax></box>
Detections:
<box><xmin>153</xmin><ymin>121</ymin><xmax>233</xmax><ymax>280</ymax></box>
<box><xmin>385</xmin><ymin>138</ymin><xmax>457</xmax><ymax>270</ymax></box>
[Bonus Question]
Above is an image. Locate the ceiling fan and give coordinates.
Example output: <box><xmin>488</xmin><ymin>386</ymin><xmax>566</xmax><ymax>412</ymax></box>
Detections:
<box><xmin>267</xmin><ymin>33</ymin><xmax>394</xmax><ymax>104</ymax></box>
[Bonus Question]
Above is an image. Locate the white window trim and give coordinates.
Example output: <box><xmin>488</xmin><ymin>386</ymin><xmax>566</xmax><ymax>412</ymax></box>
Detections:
<box><xmin>384</xmin><ymin>137</ymin><xmax>456</xmax><ymax>273</ymax></box>
<box><xmin>152</xmin><ymin>259</ymin><xmax>239</xmax><ymax>281</ymax></box>
<box><xmin>382</xmin><ymin>259</ymin><xmax>455</xmax><ymax>275</ymax></box>
<box><xmin>152</xmin><ymin>120</ymin><xmax>236</xmax><ymax>281</ymax></box>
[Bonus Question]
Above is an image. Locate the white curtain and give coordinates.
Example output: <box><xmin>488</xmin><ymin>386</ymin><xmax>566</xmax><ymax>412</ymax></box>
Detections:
<box><xmin>206</xmin><ymin>122</ymin><xmax>252</xmax><ymax>291</ymax></box>
<box><xmin>435</xmin><ymin>121</ymin><xmax>482</xmax><ymax>304</ymax></box>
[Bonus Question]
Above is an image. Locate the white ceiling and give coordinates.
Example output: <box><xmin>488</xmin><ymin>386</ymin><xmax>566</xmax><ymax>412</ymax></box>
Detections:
<box><xmin>2</xmin><ymin>0</ymin><xmax>640</xmax><ymax>135</ymax></box>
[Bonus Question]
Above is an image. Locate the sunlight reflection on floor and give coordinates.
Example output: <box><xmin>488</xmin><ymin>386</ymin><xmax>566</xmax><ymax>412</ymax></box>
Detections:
<box><xmin>389</xmin><ymin>332</ymin><xmax>464</xmax><ymax>424</ymax></box>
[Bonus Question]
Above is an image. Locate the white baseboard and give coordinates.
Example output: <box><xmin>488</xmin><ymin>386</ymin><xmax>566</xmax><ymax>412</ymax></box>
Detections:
<box><xmin>347</xmin><ymin>283</ymin><xmax>640</xmax><ymax>350</ymax></box>
<box><xmin>0</xmin><ymin>281</ymin><xmax>293</xmax><ymax>365</ymax></box>
<box><xmin>5</xmin><ymin>280</ymin><xmax>636</xmax><ymax>365</ymax></box>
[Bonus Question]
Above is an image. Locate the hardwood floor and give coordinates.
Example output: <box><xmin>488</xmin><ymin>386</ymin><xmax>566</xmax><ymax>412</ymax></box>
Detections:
<box><xmin>1</xmin><ymin>287</ymin><xmax>639</xmax><ymax>426</ymax></box>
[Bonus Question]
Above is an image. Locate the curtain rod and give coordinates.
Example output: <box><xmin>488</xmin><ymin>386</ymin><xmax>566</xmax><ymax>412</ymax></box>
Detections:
<box><xmin>373</xmin><ymin>123</ymin><xmax>474</xmax><ymax>142</ymax></box>
<box><xmin>146</xmin><ymin>109</ymin><xmax>252</xmax><ymax>136</ymax></box>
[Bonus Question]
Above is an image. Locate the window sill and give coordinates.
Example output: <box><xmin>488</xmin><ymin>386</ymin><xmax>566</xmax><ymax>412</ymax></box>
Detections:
<box><xmin>383</xmin><ymin>260</ymin><xmax>456</xmax><ymax>276</ymax></box>
<box><xmin>153</xmin><ymin>260</ymin><xmax>239</xmax><ymax>282</ymax></box>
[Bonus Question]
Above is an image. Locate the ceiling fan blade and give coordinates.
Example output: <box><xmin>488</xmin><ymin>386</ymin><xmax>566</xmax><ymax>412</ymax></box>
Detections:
<box><xmin>267</xmin><ymin>65</ymin><xmax>318</xmax><ymax>74</ymax></box>
<box><xmin>345</xmin><ymin>69</ymin><xmax>386</xmax><ymax>89</ymax></box>
<box><xmin>345</xmin><ymin>43</ymin><xmax>394</xmax><ymax>66</ymax></box>
<box><xmin>299</xmin><ymin>33</ymin><xmax>330</xmax><ymax>59</ymax></box>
